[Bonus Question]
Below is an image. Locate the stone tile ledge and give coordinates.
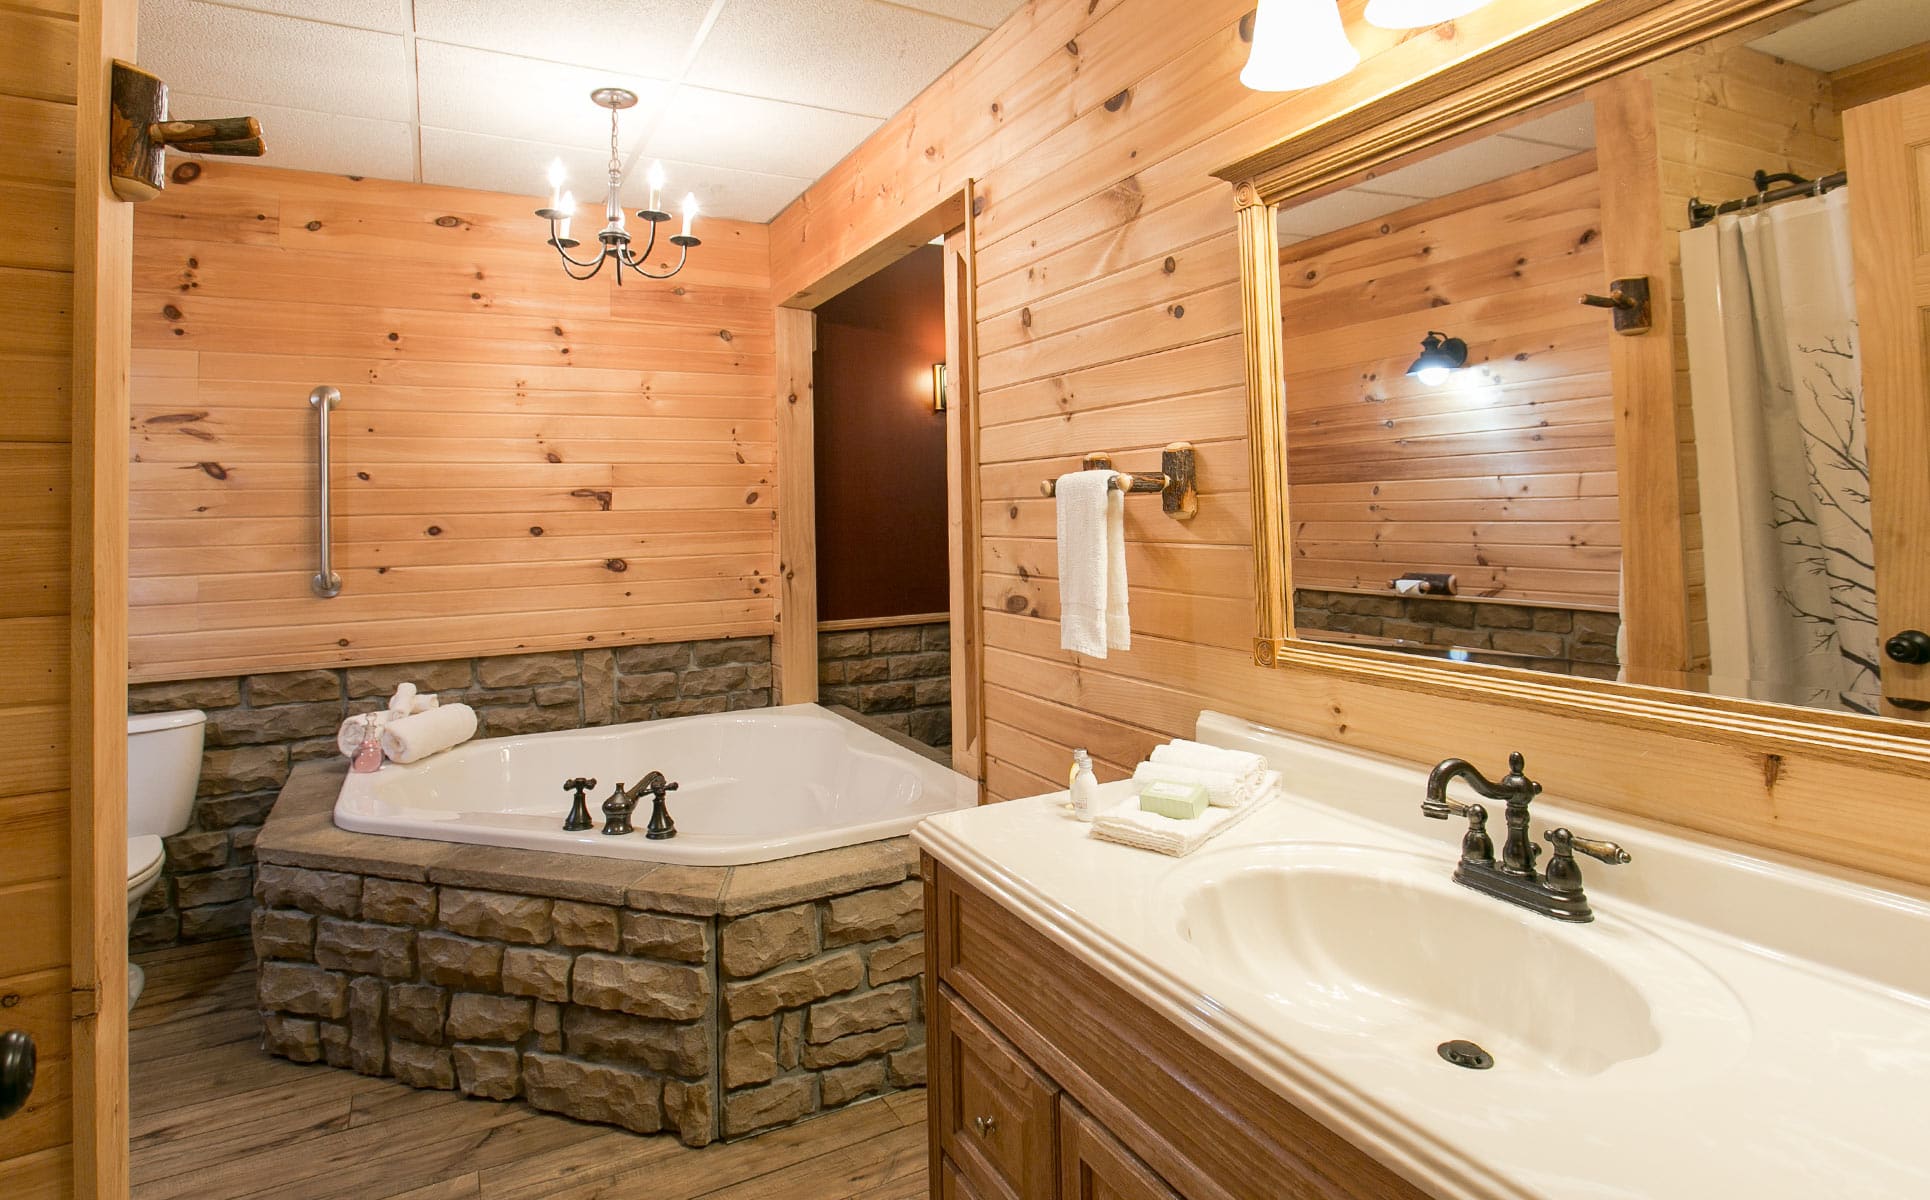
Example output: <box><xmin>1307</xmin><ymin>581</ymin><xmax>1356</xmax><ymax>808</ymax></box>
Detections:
<box><xmin>263</xmin><ymin>760</ymin><xmax>921</xmax><ymax>918</ymax></box>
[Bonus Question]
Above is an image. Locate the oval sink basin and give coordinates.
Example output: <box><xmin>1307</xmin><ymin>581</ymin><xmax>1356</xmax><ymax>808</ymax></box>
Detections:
<box><xmin>1169</xmin><ymin>843</ymin><xmax>1748</xmax><ymax>1081</ymax></box>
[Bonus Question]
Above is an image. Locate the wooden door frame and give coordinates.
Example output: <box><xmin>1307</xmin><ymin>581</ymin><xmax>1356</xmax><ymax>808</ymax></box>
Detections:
<box><xmin>73</xmin><ymin>0</ymin><xmax>135</xmax><ymax>1194</ymax></box>
<box><xmin>772</xmin><ymin>184</ymin><xmax>984</xmax><ymax>781</ymax></box>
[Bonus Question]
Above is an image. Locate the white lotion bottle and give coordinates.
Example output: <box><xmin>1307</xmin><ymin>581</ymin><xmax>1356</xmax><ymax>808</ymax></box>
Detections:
<box><xmin>1068</xmin><ymin>747</ymin><xmax>1099</xmax><ymax>822</ymax></box>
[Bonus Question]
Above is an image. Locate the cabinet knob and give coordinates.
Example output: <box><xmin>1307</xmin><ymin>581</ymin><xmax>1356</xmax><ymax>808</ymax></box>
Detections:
<box><xmin>0</xmin><ymin>1030</ymin><xmax>35</xmax><ymax>1121</ymax></box>
<box><xmin>972</xmin><ymin>1114</ymin><xmax>997</xmax><ymax>1138</ymax></box>
<box><xmin>1885</xmin><ymin>630</ymin><xmax>1930</xmax><ymax>665</ymax></box>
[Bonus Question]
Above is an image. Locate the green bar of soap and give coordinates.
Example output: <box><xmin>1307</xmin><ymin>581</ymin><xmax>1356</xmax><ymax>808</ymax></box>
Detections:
<box><xmin>1138</xmin><ymin>779</ymin><xmax>1209</xmax><ymax>820</ymax></box>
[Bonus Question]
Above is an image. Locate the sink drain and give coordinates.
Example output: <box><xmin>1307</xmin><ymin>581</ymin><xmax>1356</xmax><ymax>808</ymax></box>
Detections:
<box><xmin>1437</xmin><ymin>1039</ymin><xmax>1494</xmax><ymax>1070</ymax></box>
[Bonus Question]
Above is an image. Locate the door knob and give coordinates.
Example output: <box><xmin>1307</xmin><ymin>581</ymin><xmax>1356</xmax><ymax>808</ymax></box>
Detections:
<box><xmin>0</xmin><ymin>1030</ymin><xmax>35</xmax><ymax>1120</ymax></box>
<box><xmin>1885</xmin><ymin>630</ymin><xmax>1930</xmax><ymax>665</ymax></box>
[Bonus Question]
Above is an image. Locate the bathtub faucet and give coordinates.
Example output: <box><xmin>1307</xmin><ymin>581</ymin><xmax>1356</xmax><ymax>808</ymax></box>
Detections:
<box><xmin>637</xmin><ymin>771</ymin><xmax>680</xmax><ymax>841</ymax></box>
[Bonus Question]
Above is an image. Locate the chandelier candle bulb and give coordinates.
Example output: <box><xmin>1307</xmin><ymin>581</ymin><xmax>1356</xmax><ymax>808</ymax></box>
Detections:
<box><xmin>681</xmin><ymin>192</ymin><xmax>698</xmax><ymax>238</ymax></box>
<box><xmin>546</xmin><ymin>157</ymin><xmax>565</xmax><ymax>209</ymax></box>
<box><xmin>556</xmin><ymin>191</ymin><xmax>573</xmax><ymax>243</ymax></box>
<box><xmin>646</xmin><ymin>160</ymin><xmax>666</xmax><ymax>216</ymax></box>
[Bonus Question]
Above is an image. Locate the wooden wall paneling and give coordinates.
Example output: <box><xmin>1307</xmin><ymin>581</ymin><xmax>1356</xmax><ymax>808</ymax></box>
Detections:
<box><xmin>1278</xmin><ymin>151</ymin><xmax>1617</xmax><ymax>607</ymax></box>
<box><xmin>1832</xmin><ymin>42</ymin><xmax>1930</xmax><ymax>112</ymax></box>
<box><xmin>127</xmin><ymin>164</ymin><xmax>777</xmax><ymax>680</ymax></box>
<box><xmin>775</xmin><ymin>306</ymin><xmax>818</xmax><ymax>703</ymax></box>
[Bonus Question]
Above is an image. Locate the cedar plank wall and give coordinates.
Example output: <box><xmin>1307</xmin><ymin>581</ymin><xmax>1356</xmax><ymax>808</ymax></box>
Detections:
<box><xmin>127</xmin><ymin>165</ymin><xmax>777</xmax><ymax>682</ymax></box>
<box><xmin>1644</xmin><ymin>36</ymin><xmax>1845</xmax><ymax>672</ymax></box>
<box><xmin>769</xmin><ymin>0</ymin><xmax>1930</xmax><ymax>888</ymax></box>
<box><xmin>0</xmin><ymin>0</ymin><xmax>79</xmax><ymax>1183</ymax></box>
<box><xmin>1280</xmin><ymin>150</ymin><xmax>1618</xmax><ymax>607</ymax></box>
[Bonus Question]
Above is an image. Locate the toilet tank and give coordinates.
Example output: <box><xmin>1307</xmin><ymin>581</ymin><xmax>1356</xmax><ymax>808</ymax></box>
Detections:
<box><xmin>127</xmin><ymin>709</ymin><xmax>207</xmax><ymax>839</ymax></box>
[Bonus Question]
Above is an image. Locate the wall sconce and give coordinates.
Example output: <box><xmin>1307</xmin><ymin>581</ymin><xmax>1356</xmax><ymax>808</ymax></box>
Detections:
<box><xmin>932</xmin><ymin>363</ymin><xmax>948</xmax><ymax>413</ymax></box>
<box><xmin>1240</xmin><ymin>0</ymin><xmax>1359</xmax><ymax>91</ymax></box>
<box><xmin>1405</xmin><ymin>331</ymin><xmax>1468</xmax><ymax>387</ymax></box>
<box><xmin>1364</xmin><ymin>0</ymin><xmax>1496</xmax><ymax>29</ymax></box>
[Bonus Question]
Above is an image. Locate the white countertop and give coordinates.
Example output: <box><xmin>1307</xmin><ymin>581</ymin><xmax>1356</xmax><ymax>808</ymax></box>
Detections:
<box><xmin>913</xmin><ymin>712</ymin><xmax>1930</xmax><ymax>1200</ymax></box>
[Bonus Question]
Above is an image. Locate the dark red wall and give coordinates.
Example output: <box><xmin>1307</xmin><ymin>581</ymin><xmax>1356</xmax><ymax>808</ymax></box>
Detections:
<box><xmin>813</xmin><ymin>246</ymin><xmax>949</xmax><ymax>622</ymax></box>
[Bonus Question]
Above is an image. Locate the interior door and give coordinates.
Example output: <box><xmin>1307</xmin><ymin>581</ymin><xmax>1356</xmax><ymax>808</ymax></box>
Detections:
<box><xmin>1845</xmin><ymin>85</ymin><xmax>1930</xmax><ymax>718</ymax></box>
<box><xmin>1</xmin><ymin>1</ymin><xmax>134</xmax><ymax>1196</ymax></box>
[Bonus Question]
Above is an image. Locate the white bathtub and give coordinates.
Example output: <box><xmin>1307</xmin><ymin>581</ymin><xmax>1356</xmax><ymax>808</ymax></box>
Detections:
<box><xmin>332</xmin><ymin>704</ymin><xmax>978</xmax><ymax>866</ymax></box>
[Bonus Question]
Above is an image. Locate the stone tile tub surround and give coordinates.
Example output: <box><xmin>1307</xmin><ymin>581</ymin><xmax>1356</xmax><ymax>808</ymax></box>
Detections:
<box><xmin>252</xmin><ymin>760</ymin><xmax>927</xmax><ymax>1146</ymax></box>
<box><xmin>126</xmin><ymin>637</ymin><xmax>774</xmax><ymax>951</ymax></box>
<box><xmin>817</xmin><ymin>622</ymin><xmax>952</xmax><ymax>749</ymax></box>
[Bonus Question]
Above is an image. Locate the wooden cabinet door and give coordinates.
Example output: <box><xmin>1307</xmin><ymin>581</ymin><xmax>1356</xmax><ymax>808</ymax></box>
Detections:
<box><xmin>1059</xmin><ymin>1099</ymin><xmax>1182</xmax><ymax>1200</ymax></box>
<box><xmin>934</xmin><ymin>988</ymin><xmax>1059</xmax><ymax>1200</ymax></box>
<box><xmin>1846</xmin><ymin>84</ymin><xmax>1930</xmax><ymax>717</ymax></box>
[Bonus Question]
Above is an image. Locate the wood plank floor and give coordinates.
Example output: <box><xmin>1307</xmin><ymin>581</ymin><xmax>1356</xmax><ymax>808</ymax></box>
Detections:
<box><xmin>129</xmin><ymin>941</ymin><xmax>930</xmax><ymax>1200</ymax></box>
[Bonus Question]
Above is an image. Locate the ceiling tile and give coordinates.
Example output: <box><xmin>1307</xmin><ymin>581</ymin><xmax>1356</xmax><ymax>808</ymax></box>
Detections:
<box><xmin>412</xmin><ymin>0</ymin><xmax>717</xmax><ymax>76</ymax></box>
<box><xmin>420</xmin><ymin>126</ymin><xmax>617</xmax><ymax>206</ymax></box>
<box><xmin>1505</xmin><ymin>103</ymin><xmax>1597</xmax><ymax>153</ymax></box>
<box><xmin>1746</xmin><ymin>0</ymin><xmax>1930</xmax><ymax>71</ymax></box>
<box><xmin>1366</xmin><ymin>134</ymin><xmax>1579</xmax><ymax>200</ymax></box>
<box><xmin>170</xmin><ymin>90</ymin><xmax>416</xmax><ymax>180</ymax></box>
<box><xmin>616</xmin><ymin>156</ymin><xmax>813</xmax><ymax>224</ymax></box>
<box><xmin>644</xmin><ymin>85</ymin><xmax>881</xmax><ymax>181</ymax></box>
<box><xmin>139</xmin><ymin>0</ymin><xmax>413</xmax><ymax>121</ymax></box>
<box><xmin>886</xmin><ymin>0</ymin><xmax>1027</xmax><ymax>27</ymax></box>
<box><xmin>415</xmin><ymin>41</ymin><xmax>672</xmax><ymax>152</ymax></box>
<box><xmin>1278</xmin><ymin>188</ymin><xmax>1429</xmax><ymax>239</ymax></box>
<box><xmin>187</xmin><ymin>0</ymin><xmax>412</xmax><ymax>31</ymax></box>
<box><xmin>686</xmin><ymin>0</ymin><xmax>986</xmax><ymax>118</ymax></box>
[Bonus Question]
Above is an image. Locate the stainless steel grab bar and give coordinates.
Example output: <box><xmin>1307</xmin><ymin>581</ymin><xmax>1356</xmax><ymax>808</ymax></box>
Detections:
<box><xmin>309</xmin><ymin>385</ymin><xmax>342</xmax><ymax>598</ymax></box>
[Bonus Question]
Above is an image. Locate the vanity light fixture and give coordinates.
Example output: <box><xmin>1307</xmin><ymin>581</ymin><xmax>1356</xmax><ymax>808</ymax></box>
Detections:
<box><xmin>1363</xmin><ymin>0</ymin><xmax>1496</xmax><ymax>28</ymax></box>
<box><xmin>535</xmin><ymin>88</ymin><xmax>700</xmax><ymax>285</ymax></box>
<box><xmin>1405</xmin><ymin>331</ymin><xmax>1468</xmax><ymax>387</ymax></box>
<box><xmin>1240</xmin><ymin>0</ymin><xmax>1360</xmax><ymax>92</ymax></box>
<box><xmin>932</xmin><ymin>362</ymin><xmax>948</xmax><ymax>413</ymax></box>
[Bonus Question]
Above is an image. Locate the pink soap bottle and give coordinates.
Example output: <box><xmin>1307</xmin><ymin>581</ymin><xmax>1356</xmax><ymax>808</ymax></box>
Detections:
<box><xmin>350</xmin><ymin>716</ymin><xmax>384</xmax><ymax>773</ymax></box>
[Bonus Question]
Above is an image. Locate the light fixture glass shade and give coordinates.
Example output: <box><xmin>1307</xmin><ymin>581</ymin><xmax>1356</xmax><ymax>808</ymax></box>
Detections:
<box><xmin>1363</xmin><ymin>0</ymin><xmax>1494</xmax><ymax>29</ymax></box>
<box><xmin>1405</xmin><ymin>331</ymin><xmax>1468</xmax><ymax>387</ymax></box>
<box><xmin>1240</xmin><ymin>0</ymin><xmax>1360</xmax><ymax>92</ymax></box>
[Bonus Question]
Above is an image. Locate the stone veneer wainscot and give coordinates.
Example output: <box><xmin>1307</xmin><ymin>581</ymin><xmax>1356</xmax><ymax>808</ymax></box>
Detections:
<box><xmin>127</xmin><ymin>637</ymin><xmax>775</xmax><ymax>952</ymax></box>
<box><xmin>251</xmin><ymin>761</ymin><xmax>927</xmax><ymax>1146</ymax></box>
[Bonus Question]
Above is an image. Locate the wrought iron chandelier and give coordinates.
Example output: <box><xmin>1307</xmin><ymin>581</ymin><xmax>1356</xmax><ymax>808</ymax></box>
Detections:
<box><xmin>535</xmin><ymin>87</ymin><xmax>700</xmax><ymax>284</ymax></box>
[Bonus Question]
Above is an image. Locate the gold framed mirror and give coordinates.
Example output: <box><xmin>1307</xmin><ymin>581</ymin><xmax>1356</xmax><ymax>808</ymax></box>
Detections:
<box><xmin>1218</xmin><ymin>0</ymin><xmax>1930</xmax><ymax>758</ymax></box>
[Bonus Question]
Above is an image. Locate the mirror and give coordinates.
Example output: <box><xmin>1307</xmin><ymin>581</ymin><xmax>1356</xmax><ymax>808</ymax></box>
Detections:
<box><xmin>1237</xmin><ymin>0</ymin><xmax>1930</xmax><ymax>725</ymax></box>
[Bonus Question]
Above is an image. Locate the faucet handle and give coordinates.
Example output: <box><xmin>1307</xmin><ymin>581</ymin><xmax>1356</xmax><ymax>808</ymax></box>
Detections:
<box><xmin>1422</xmin><ymin>794</ymin><xmax>1476</xmax><ymax>821</ymax></box>
<box><xmin>1547</xmin><ymin>828</ymin><xmax>1630</xmax><ymax>865</ymax></box>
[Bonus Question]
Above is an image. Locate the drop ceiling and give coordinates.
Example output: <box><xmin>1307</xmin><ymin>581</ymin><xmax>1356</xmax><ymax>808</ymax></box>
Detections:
<box><xmin>138</xmin><ymin>0</ymin><xmax>1026</xmax><ymax>222</ymax></box>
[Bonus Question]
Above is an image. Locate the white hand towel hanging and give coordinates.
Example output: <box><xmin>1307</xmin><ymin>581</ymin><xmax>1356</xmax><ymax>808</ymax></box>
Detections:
<box><xmin>1055</xmin><ymin>470</ymin><xmax>1131</xmax><ymax>658</ymax></box>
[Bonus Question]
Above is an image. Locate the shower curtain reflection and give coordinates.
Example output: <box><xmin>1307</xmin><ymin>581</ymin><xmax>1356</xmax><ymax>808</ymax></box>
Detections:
<box><xmin>1681</xmin><ymin>189</ymin><xmax>1878</xmax><ymax>713</ymax></box>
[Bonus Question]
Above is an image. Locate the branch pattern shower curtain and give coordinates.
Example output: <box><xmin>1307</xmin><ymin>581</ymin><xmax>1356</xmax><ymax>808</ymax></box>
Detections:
<box><xmin>1680</xmin><ymin>188</ymin><xmax>1879</xmax><ymax>713</ymax></box>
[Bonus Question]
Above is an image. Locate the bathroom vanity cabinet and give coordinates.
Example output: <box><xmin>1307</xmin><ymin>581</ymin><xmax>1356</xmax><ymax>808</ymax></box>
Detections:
<box><xmin>923</xmin><ymin>857</ymin><xmax>1427</xmax><ymax>1200</ymax></box>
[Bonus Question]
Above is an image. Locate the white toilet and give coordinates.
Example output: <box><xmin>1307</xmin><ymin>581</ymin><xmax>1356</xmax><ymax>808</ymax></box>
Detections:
<box><xmin>127</xmin><ymin>709</ymin><xmax>207</xmax><ymax>1008</ymax></box>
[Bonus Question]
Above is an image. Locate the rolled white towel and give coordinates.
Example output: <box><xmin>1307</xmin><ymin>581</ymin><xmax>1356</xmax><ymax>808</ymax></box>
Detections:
<box><xmin>379</xmin><ymin>703</ymin><xmax>478</xmax><ymax>765</ymax></box>
<box><xmin>1132</xmin><ymin>760</ymin><xmax>1261</xmax><ymax>808</ymax></box>
<box><xmin>337</xmin><ymin>711</ymin><xmax>392</xmax><ymax>757</ymax></box>
<box><xmin>387</xmin><ymin>683</ymin><xmax>440</xmax><ymax>717</ymax></box>
<box><xmin>1150</xmin><ymin>739</ymin><xmax>1266</xmax><ymax>784</ymax></box>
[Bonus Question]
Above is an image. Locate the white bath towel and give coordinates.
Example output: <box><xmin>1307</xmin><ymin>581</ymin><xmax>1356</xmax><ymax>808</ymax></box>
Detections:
<box><xmin>387</xmin><ymin>683</ymin><xmax>440</xmax><ymax>717</ymax></box>
<box><xmin>1056</xmin><ymin>470</ymin><xmax>1130</xmax><ymax>658</ymax></box>
<box><xmin>1150</xmin><ymin>739</ymin><xmax>1267</xmax><ymax>785</ymax></box>
<box><xmin>1090</xmin><ymin>773</ymin><xmax>1280</xmax><ymax>856</ymax></box>
<box><xmin>1132</xmin><ymin>760</ymin><xmax>1266</xmax><ymax>809</ymax></box>
<box><xmin>379</xmin><ymin>703</ymin><xmax>478</xmax><ymax>765</ymax></box>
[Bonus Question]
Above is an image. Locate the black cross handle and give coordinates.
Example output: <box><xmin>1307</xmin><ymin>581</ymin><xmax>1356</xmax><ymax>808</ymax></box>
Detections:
<box><xmin>562</xmin><ymin>776</ymin><xmax>597</xmax><ymax>832</ymax></box>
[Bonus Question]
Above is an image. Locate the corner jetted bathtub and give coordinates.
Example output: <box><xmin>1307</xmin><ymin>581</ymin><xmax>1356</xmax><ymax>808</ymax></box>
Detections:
<box><xmin>333</xmin><ymin>704</ymin><xmax>978</xmax><ymax>866</ymax></box>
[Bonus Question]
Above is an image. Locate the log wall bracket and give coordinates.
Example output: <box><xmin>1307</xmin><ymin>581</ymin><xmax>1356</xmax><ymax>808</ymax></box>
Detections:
<box><xmin>1038</xmin><ymin>442</ymin><xmax>1198</xmax><ymax>520</ymax></box>
<box><xmin>110</xmin><ymin>59</ymin><xmax>266</xmax><ymax>202</ymax></box>
<box><xmin>1579</xmin><ymin>275</ymin><xmax>1653</xmax><ymax>335</ymax></box>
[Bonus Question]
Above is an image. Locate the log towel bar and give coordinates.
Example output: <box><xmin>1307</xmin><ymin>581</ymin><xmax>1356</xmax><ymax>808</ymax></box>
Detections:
<box><xmin>1040</xmin><ymin>442</ymin><xmax>1198</xmax><ymax>520</ymax></box>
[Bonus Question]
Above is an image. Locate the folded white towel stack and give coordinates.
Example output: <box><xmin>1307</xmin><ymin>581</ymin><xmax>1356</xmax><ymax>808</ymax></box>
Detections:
<box><xmin>1132</xmin><ymin>760</ymin><xmax>1268</xmax><ymax>808</ymax></box>
<box><xmin>337</xmin><ymin>684</ymin><xmax>442</xmax><ymax>757</ymax></box>
<box><xmin>379</xmin><ymin>703</ymin><xmax>478</xmax><ymax>765</ymax></box>
<box><xmin>1091</xmin><ymin>771</ymin><xmax>1281</xmax><ymax>856</ymax></box>
<box><xmin>1055</xmin><ymin>469</ymin><xmax>1130</xmax><ymax>658</ymax></box>
<box><xmin>1149</xmin><ymin>739</ymin><xmax>1268</xmax><ymax>783</ymax></box>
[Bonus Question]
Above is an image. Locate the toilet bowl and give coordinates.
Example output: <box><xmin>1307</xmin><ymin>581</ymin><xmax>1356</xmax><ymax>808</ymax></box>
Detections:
<box><xmin>127</xmin><ymin>709</ymin><xmax>207</xmax><ymax>1008</ymax></box>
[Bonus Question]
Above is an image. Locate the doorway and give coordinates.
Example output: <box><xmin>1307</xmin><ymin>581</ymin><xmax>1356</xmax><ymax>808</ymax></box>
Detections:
<box><xmin>772</xmin><ymin>187</ymin><xmax>984</xmax><ymax>783</ymax></box>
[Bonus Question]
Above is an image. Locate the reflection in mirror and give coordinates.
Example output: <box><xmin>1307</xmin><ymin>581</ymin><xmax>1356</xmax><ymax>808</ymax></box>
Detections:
<box><xmin>1271</xmin><ymin>0</ymin><xmax>1930</xmax><ymax>720</ymax></box>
